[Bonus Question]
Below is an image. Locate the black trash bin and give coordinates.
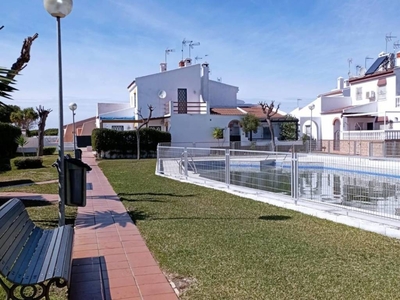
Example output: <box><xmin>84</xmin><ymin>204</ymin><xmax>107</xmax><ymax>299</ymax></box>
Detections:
<box><xmin>64</xmin><ymin>157</ymin><xmax>92</xmax><ymax>207</ymax></box>
<box><xmin>75</xmin><ymin>149</ymin><xmax>82</xmax><ymax>160</ymax></box>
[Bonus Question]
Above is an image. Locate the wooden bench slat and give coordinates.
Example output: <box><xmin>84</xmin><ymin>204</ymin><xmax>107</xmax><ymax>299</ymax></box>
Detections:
<box><xmin>0</xmin><ymin>201</ymin><xmax>26</xmax><ymax>242</ymax></box>
<box><xmin>37</xmin><ymin>228</ymin><xmax>62</xmax><ymax>283</ymax></box>
<box><xmin>0</xmin><ymin>211</ymin><xmax>31</xmax><ymax>271</ymax></box>
<box><xmin>42</xmin><ymin>227</ymin><xmax>65</xmax><ymax>281</ymax></box>
<box><xmin>8</xmin><ymin>228</ymin><xmax>42</xmax><ymax>284</ymax></box>
<box><xmin>1</xmin><ymin>221</ymin><xmax>35</xmax><ymax>275</ymax></box>
<box><xmin>54</xmin><ymin>226</ymin><xmax>74</xmax><ymax>280</ymax></box>
<box><xmin>21</xmin><ymin>231</ymin><xmax>53</xmax><ymax>285</ymax></box>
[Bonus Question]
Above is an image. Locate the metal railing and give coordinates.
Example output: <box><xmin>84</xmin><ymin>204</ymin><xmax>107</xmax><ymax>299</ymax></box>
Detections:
<box><xmin>157</xmin><ymin>145</ymin><xmax>400</xmax><ymax>220</ymax></box>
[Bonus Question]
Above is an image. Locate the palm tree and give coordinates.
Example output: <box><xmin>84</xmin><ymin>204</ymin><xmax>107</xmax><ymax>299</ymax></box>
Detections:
<box><xmin>0</xmin><ymin>67</ymin><xmax>17</xmax><ymax>107</ymax></box>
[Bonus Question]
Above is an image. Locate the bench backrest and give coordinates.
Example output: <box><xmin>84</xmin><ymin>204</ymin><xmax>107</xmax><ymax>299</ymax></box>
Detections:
<box><xmin>0</xmin><ymin>199</ymin><xmax>35</xmax><ymax>277</ymax></box>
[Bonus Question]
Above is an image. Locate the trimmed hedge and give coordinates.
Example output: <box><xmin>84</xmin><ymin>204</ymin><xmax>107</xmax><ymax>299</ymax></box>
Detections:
<box><xmin>14</xmin><ymin>157</ymin><xmax>43</xmax><ymax>169</ymax></box>
<box><xmin>28</xmin><ymin>128</ymin><xmax>58</xmax><ymax>137</ymax></box>
<box><xmin>0</xmin><ymin>122</ymin><xmax>21</xmax><ymax>158</ymax></box>
<box><xmin>91</xmin><ymin>128</ymin><xmax>171</xmax><ymax>158</ymax></box>
<box><xmin>43</xmin><ymin>146</ymin><xmax>57</xmax><ymax>155</ymax></box>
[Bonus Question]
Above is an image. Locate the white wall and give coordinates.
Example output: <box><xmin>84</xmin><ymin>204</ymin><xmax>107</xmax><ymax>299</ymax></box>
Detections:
<box><xmin>350</xmin><ymin>75</ymin><xmax>396</xmax><ymax>111</ymax></box>
<box><xmin>208</xmin><ymin>80</ymin><xmax>238</xmax><ymax>108</ymax></box>
<box><xmin>170</xmin><ymin>114</ymin><xmax>242</xmax><ymax>146</ymax></box>
<box><xmin>321</xmin><ymin>95</ymin><xmax>352</xmax><ymax>112</ymax></box>
<box><xmin>132</xmin><ymin>64</ymin><xmax>202</xmax><ymax>119</ymax></box>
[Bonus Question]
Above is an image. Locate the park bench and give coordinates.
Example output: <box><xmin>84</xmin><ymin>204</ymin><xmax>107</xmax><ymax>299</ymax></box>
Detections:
<box><xmin>0</xmin><ymin>198</ymin><xmax>74</xmax><ymax>300</ymax></box>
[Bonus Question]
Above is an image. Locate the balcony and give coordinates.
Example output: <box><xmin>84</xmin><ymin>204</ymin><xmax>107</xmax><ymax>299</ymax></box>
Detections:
<box><xmin>342</xmin><ymin>130</ymin><xmax>400</xmax><ymax>140</ymax></box>
<box><xmin>172</xmin><ymin>101</ymin><xmax>208</xmax><ymax>114</ymax></box>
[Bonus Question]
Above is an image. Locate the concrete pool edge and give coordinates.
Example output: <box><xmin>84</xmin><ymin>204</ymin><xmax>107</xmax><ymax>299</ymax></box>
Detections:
<box><xmin>157</xmin><ymin>171</ymin><xmax>400</xmax><ymax>240</ymax></box>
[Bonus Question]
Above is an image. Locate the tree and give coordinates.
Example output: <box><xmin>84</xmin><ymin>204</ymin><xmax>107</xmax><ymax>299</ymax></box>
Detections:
<box><xmin>279</xmin><ymin>114</ymin><xmax>298</xmax><ymax>141</ymax></box>
<box><xmin>10</xmin><ymin>107</ymin><xmax>38</xmax><ymax>130</ymax></box>
<box><xmin>136</xmin><ymin>105</ymin><xmax>154</xmax><ymax>160</ymax></box>
<box><xmin>15</xmin><ymin>135</ymin><xmax>28</xmax><ymax>156</ymax></box>
<box><xmin>0</xmin><ymin>104</ymin><xmax>19</xmax><ymax>123</ymax></box>
<box><xmin>0</xmin><ymin>26</ymin><xmax>38</xmax><ymax>107</ymax></box>
<box><xmin>240</xmin><ymin>113</ymin><xmax>260</xmax><ymax>142</ymax></box>
<box><xmin>259</xmin><ymin>101</ymin><xmax>280</xmax><ymax>151</ymax></box>
<box><xmin>212</xmin><ymin>127</ymin><xmax>224</xmax><ymax>146</ymax></box>
<box><xmin>36</xmin><ymin>105</ymin><xmax>52</xmax><ymax>156</ymax></box>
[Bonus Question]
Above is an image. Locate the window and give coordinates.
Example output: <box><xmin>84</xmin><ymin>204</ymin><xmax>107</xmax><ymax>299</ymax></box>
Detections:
<box><xmin>177</xmin><ymin>88</ymin><xmax>187</xmax><ymax>114</ymax></box>
<box><xmin>356</xmin><ymin>87</ymin><xmax>362</xmax><ymax>100</ymax></box>
<box><xmin>134</xmin><ymin>93</ymin><xmax>137</xmax><ymax>108</ymax></box>
<box><xmin>377</xmin><ymin>86</ymin><xmax>386</xmax><ymax>101</ymax></box>
<box><xmin>396</xmin><ymin>97</ymin><xmax>400</xmax><ymax>107</ymax></box>
<box><xmin>111</xmin><ymin>125</ymin><xmax>124</xmax><ymax>131</ymax></box>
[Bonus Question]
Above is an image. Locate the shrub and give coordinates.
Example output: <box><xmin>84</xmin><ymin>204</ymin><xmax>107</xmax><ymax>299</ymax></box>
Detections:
<box><xmin>13</xmin><ymin>157</ymin><xmax>43</xmax><ymax>169</ymax></box>
<box><xmin>91</xmin><ymin>128</ymin><xmax>171</xmax><ymax>157</ymax></box>
<box><xmin>27</xmin><ymin>129</ymin><xmax>38</xmax><ymax>137</ymax></box>
<box><xmin>43</xmin><ymin>146</ymin><xmax>56</xmax><ymax>155</ymax></box>
<box><xmin>44</xmin><ymin>128</ymin><xmax>58</xmax><ymax>136</ymax></box>
<box><xmin>0</xmin><ymin>122</ymin><xmax>21</xmax><ymax>158</ymax></box>
<box><xmin>0</xmin><ymin>157</ymin><xmax>11</xmax><ymax>172</ymax></box>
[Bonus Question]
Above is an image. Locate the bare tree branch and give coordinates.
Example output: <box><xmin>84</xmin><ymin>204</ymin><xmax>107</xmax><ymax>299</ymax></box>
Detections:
<box><xmin>8</xmin><ymin>33</ymin><xmax>39</xmax><ymax>80</ymax></box>
<box><xmin>259</xmin><ymin>100</ymin><xmax>281</xmax><ymax>152</ymax></box>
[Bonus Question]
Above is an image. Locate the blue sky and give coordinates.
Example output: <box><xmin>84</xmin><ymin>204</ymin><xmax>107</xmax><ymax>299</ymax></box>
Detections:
<box><xmin>1</xmin><ymin>0</ymin><xmax>400</xmax><ymax>128</ymax></box>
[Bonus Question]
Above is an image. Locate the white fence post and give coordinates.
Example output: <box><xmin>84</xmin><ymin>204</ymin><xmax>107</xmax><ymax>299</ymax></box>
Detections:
<box><xmin>225</xmin><ymin>149</ymin><xmax>230</xmax><ymax>187</ymax></box>
<box><xmin>184</xmin><ymin>147</ymin><xmax>188</xmax><ymax>178</ymax></box>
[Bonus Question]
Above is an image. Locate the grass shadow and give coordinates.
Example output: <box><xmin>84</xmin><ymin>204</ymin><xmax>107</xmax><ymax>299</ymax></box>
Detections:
<box><xmin>259</xmin><ymin>215</ymin><xmax>292</xmax><ymax>221</ymax></box>
<box><xmin>127</xmin><ymin>209</ymin><xmax>151</xmax><ymax>225</ymax></box>
<box><xmin>0</xmin><ymin>179</ymin><xmax>34</xmax><ymax>188</ymax></box>
<box><xmin>120</xmin><ymin>196</ymin><xmax>165</xmax><ymax>203</ymax></box>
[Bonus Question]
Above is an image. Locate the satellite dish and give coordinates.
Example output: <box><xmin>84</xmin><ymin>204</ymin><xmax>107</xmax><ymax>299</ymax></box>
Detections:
<box><xmin>158</xmin><ymin>90</ymin><xmax>167</xmax><ymax>99</ymax></box>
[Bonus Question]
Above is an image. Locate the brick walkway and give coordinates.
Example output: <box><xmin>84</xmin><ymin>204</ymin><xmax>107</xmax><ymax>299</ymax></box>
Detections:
<box><xmin>69</xmin><ymin>151</ymin><xmax>178</xmax><ymax>300</ymax></box>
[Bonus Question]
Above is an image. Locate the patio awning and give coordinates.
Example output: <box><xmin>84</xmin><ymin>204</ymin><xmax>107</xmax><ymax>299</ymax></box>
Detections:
<box><xmin>342</xmin><ymin>102</ymin><xmax>377</xmax><ymax>115</ymax></box>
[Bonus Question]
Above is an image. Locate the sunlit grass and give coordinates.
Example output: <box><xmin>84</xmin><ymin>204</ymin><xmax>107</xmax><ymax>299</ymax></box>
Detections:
<box><xmin>100</xmin><ymin>158</ymin><xmax>400</xmax><ymax>300</ymax></box>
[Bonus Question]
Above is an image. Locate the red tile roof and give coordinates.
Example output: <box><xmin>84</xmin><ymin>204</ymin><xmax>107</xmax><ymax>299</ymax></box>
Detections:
<box><xmin>349</xmin><ymin>69</ymin><xmax>394</xmax><ymax>84</ymax></box>
<box><xmin>210</xmin><ymin>106</ymin><xmax>284</xmax><ymax>119</ymax></box>
<box><xmin>210</xmin><ymin>108</ymin><xmax>245</xmax><ymax>115</ymax></box>
<box><xmin>241</xmin><ymin>106</ymin><xmax>284</xmax><ymax>119</ymax></box>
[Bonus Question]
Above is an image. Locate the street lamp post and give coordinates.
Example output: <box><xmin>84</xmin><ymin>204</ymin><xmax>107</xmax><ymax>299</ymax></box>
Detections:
<box><xmin>69</xmin><ymin>102</ymin><xmax>77</xmax><ymax>155</ymax></box>
<box><xmin>44</xmin><ymin>0</ymin><xmax>73</xmax><ymax>226</ymax></box>
<box><xmin>308</xmin><ymin>104</ymin><xmax>315</xmax><ymax>153</ymax></box>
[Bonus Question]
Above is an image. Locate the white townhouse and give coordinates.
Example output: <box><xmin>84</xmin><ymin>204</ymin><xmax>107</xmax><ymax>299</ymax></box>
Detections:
<box><xmin>292</xmin><ymin>51</ymin><xmax>400</xmax><ymax>155</ymax></box>
<box><xmin>96</xmin><ymin>58</ymin><xmax>288</xmax><ymax>147</ymax></box>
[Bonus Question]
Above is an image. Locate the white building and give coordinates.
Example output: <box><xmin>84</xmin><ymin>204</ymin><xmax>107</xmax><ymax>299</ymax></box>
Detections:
<box><xmin>292</xmin><ymin>51</ymin><xmax>400</xmax><ymax>152</ymax></box>
<box><xmin>97</xmin><ymin>59</ymin><xmax>288</xmax><ymax>147</ymax></box>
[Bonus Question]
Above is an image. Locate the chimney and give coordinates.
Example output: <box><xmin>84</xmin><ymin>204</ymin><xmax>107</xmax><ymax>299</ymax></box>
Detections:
<box><xmin>201</xmin><ymin>62</ymin><xmax>210</xmax><ymax>103</ymax></box>
<box><xmin>178</xmin><ymin>60</ymin><xmax>185</xmax><ymax>68</ymax></box>
<box><xmin>184</xmin><ymin>58</ymin><xmax>192</xmax><ymax>67</ymax></box>
<box><xmin>396</xmin><ymin>51</ymin><xmax>400</xmax><ymax>67</ymax></box>
<box><xmin>337</xmin><ymin>77</ymin><xmax>344</xmax><ymax>90</ymax></box>
<box><xmin>160</xmin><ymin>63</ymin><xmax>167</xmax><ymax>72</ymax></box>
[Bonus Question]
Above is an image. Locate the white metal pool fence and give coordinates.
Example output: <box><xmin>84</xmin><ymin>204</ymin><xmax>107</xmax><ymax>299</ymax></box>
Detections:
<box><xmin>157</xmin><ymin>145</ymin><xmax>400</xmax><ymax>220</ymax></box>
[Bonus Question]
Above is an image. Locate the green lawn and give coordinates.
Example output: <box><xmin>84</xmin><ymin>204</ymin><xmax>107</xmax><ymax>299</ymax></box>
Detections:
<box><xmin>0</xmin><ymin>155</ymin><xmax>59</xmax><ymax>185</ymax></box>
<box><xmin>0</xmin><ymin>200</ymin><xmax>76</xmax><ymax>300</ymax></box>
<box><xmin>100</xmin><ymin>159</ymin><xmax>400</xmax><ymax>300</ymax></box>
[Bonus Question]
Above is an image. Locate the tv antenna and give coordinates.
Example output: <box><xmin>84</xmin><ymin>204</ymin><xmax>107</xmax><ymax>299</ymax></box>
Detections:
<box><xmin>394</xmin><ymin>40</ymin><xmax>400</xmax><ymax>50</ymax></box>
<box><xmin>347</xmin><ymin>58</ymin><xmax>352</xmax><ymax>77</ymax></box>
<box><xmin>188</xmin><ymin>41</ymin><xmax>200</xmax><ymax>59</ymax></box>
<box><xmin>297</xmin><ymin>98</ymin><xmax>302</xmax><ymax>109</ymax></box>
<box><xmin>365</xmin><ymin>56</ymin><xmax>373</xmax><ymax>69</ymax></box>
<box><xmin>165</xmin><ymin>48</ymin><xmax>175</xmax><ymax>64</ymax></box>
<box><xmin>386</xmin><ymin>33</ymin><xmax>397</xmax><ymax>52</ymax></box>
<box><xmin>355</xmin><ymin>64</ymin><xmax>362</xmax><ymax>76</ymax></box>
<box><xmin>181</xmin><ymin>38</ymin><xmax>191</xmax><ymax>60</ymax></box>
<box><xmin>195</xmin><ymin>56</ymin><xmax>202</xmax><ymax>63</ymax></box>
